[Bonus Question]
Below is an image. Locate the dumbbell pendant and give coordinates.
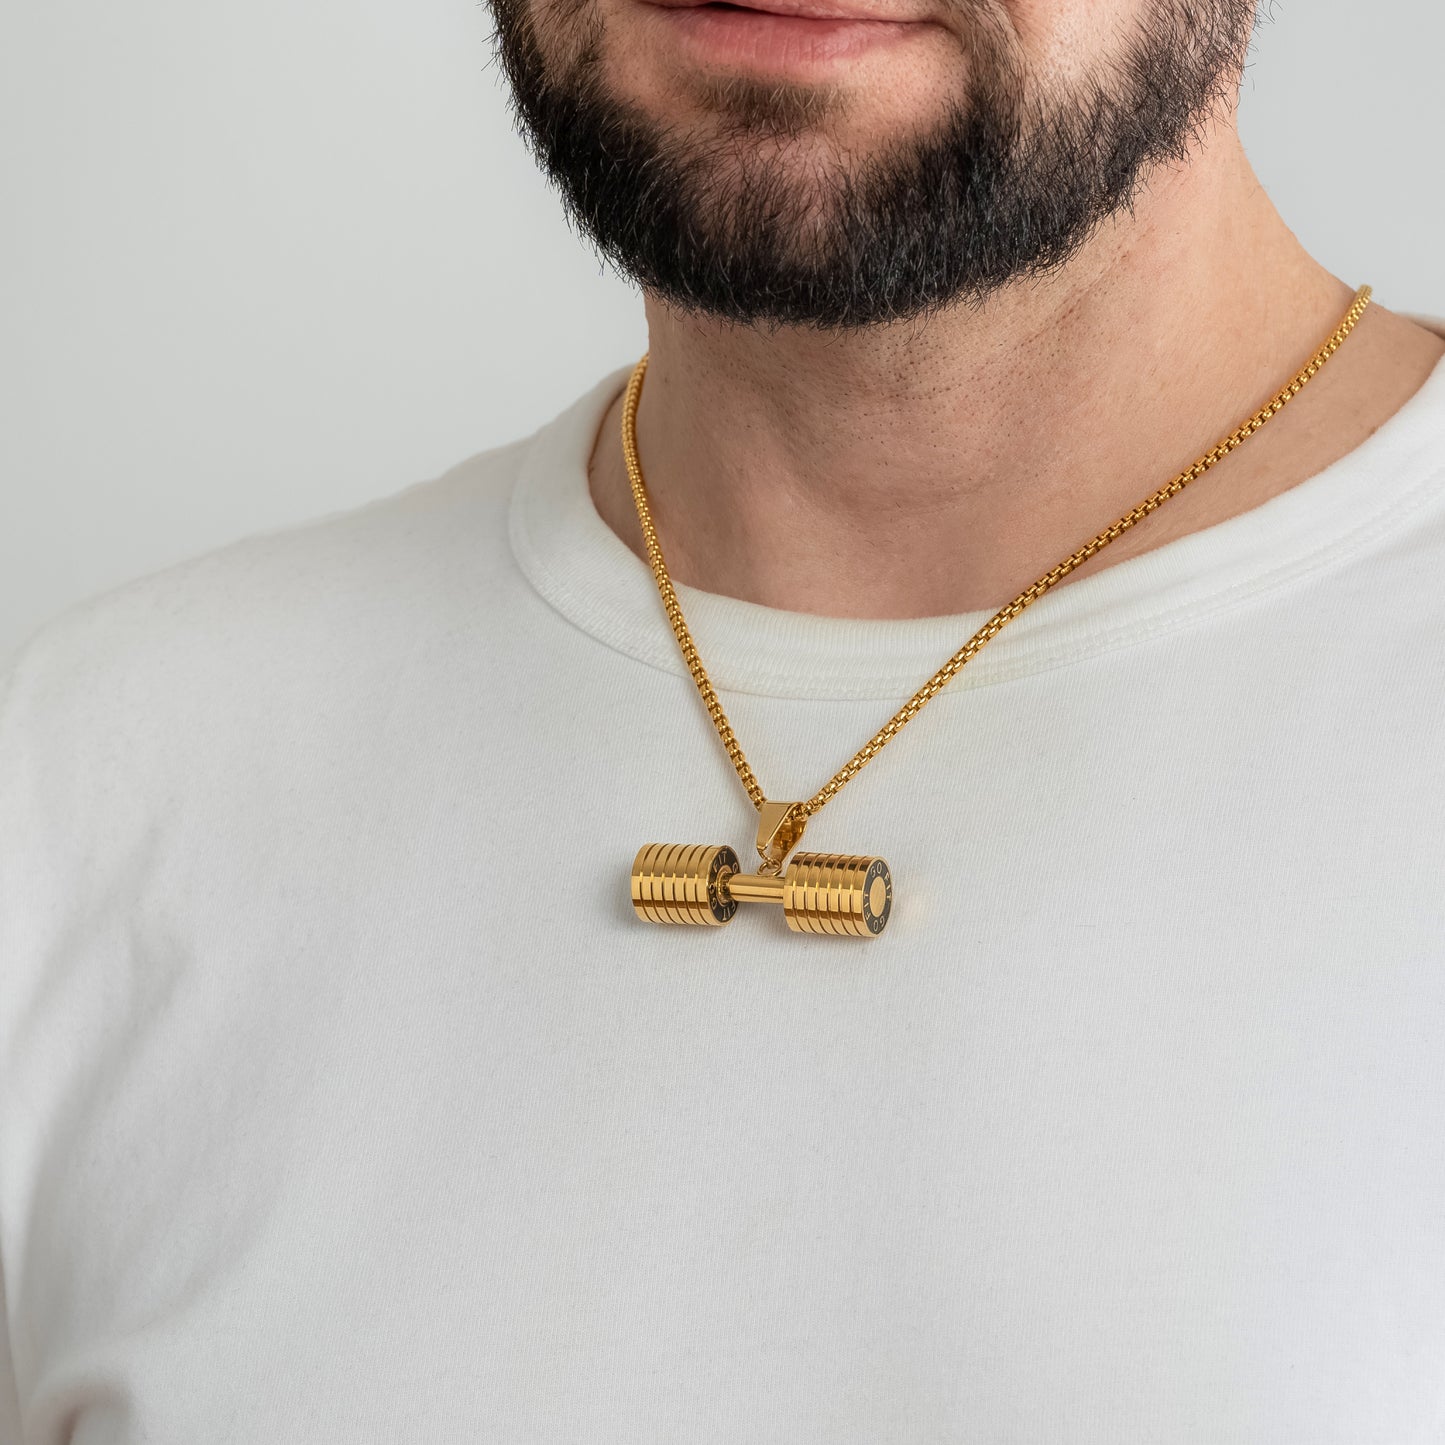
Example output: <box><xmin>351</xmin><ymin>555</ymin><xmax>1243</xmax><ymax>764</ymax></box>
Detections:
<box><xmin>630</xmin><ymin>842</ymin><xmax>893</xmax><ymax>937</ymax></box>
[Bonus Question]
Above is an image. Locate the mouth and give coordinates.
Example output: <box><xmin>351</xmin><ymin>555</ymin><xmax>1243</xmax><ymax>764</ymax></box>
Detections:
<box><xmin>640</xmin><ymin>0</ymin><xmax>933</xmax><ymax>72</ymax></box>
<box><xmin>649</xmin><ymin>0</ymin><xmax>914</xmax><ymax>18</ymax></box>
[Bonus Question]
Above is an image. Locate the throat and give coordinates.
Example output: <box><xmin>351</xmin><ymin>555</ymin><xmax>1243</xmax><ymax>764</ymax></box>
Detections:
<box><xmin>587</xmin><ymin>273</ymin><xmax>1440</xmax><ymax>621</ymax></box>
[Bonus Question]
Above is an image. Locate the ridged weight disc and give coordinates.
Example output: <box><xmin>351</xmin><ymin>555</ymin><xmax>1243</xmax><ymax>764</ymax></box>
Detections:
<box><xmin>782</xmin><ymin>853</ymin><xmax>893</xmax><ymax>937</ymax></box>
<box><xmin>631</xmin><ymin>842</ymin><xmax>741</xmax><ymax>926</ymax></box>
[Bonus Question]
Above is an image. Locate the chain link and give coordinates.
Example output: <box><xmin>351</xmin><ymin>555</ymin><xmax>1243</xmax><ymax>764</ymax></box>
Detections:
<box><xmin>621</xmin><ymin>286</ymin><xmax>1373</xmax><ymax>821</ymax></box>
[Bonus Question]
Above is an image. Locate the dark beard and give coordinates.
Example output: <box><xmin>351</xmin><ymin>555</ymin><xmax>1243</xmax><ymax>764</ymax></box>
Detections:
<box><xmin>488</xmin><ymin>0</ymin><xmax>1255</xmax><ymax>329</ymax></box>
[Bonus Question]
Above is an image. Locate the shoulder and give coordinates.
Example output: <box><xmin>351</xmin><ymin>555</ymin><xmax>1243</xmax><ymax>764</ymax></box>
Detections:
<box><xmin>0</xmin><ymin>433</ymin><xmax>533</xmax><ymax>753</ymax></box>
<box><xmin>0</xmin><ymin>427</ymin><xmax>537</xmax><ymax>814</ymax></box>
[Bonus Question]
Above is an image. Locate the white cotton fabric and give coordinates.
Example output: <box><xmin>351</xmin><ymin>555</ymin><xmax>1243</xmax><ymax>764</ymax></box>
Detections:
<box><xmin>3</xmin><ymin>343</ymin><xmax>1445</xmax><ymax>1443</ymax></box>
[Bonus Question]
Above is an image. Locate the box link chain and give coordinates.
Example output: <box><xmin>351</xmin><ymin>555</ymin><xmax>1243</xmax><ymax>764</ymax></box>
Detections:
<box><xmin>620</xmin><ymin>286</ymin><xmax>1373</xmax><ymax>827</ymax></box>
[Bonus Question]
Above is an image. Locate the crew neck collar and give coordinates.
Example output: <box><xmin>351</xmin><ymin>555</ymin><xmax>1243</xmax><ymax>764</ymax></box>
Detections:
<box><xmin>508</xmin><ymin>344</ymin><xmax>1445</xmax><ymax>702</ymax></box>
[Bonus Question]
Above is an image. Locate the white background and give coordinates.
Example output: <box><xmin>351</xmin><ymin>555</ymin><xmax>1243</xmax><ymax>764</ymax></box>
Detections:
<box><xmin>3</xmin><ymin>0</ymin><xmax>1442</xmax><ymax>665</ymax></box>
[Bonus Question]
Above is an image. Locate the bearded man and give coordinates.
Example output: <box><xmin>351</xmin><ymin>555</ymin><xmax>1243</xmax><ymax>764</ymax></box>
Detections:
<box><xmin>2</xmin><ymin>0</ymin><xmax>1444</xmax><ymax>1439</ymax></box>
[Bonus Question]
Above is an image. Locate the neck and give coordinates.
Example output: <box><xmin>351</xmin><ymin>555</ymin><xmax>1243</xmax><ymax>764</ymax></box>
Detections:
<box><xmin>588</xmin><ymin>125</ymin><xmax>1443</xmax><ymax>619</ymax></box>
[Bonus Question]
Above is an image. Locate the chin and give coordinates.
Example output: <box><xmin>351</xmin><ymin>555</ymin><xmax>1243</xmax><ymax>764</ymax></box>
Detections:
<box><xmin>609</xmin><ymin>66</ymin><xmax>965</xmax><ymax>165</ymax></box>
<box><xmin>599</xmin><ymin>0</ymin><xmax>969</xmax><ymax>131</ymax></box>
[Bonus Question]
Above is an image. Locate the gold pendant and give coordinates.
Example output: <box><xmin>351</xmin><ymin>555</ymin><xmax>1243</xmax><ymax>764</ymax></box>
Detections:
<box><xmin>630</xmin><ymin>802</ymin><xmax>894</xmax><ymax>938</ymax></box>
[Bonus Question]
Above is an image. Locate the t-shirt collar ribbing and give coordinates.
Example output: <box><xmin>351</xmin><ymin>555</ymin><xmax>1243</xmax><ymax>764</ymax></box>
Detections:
<box><xmin>508</xmin><ymin>344</ymin><xmax>1445</xmax><ymax>702</ymax></box>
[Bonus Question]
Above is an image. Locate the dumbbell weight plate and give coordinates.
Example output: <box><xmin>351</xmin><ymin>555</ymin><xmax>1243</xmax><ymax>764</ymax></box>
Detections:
<box><xmin>631</xmin><ymin>842</ymin><xmax>741</xmax><ymax>926</ymax></box>
<box><xmin>782</xmin><ymin>853</ymin><xmax>893</xmax><ymax>937</ymax></box>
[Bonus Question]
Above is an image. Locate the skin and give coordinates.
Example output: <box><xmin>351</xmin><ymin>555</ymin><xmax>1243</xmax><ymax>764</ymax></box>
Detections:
<box><xmin>575</xmin><ymin>0</ymin><xmax>1445</xmax><ymax>618</ymax></box>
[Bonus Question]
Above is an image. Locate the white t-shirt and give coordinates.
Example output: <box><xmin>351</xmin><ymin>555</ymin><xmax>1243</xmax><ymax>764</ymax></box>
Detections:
<box><xmin>4</xmin><ymin>348</ymin><xmax>1445</xmax><ymax>1444</ymax></box>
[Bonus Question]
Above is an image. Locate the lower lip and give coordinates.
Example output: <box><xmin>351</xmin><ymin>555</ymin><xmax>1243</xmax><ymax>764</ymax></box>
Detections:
<box><xmin>647</xmin><ymin>3</ymin><xmax>923</xmax><ymax>71</ymax></box>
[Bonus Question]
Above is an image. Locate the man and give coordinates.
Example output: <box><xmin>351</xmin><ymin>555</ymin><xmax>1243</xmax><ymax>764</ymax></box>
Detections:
<box><xmin>2</xmin><ymin>0</ymin><xmax>1442</xmax><ymax>1437</ymax></box>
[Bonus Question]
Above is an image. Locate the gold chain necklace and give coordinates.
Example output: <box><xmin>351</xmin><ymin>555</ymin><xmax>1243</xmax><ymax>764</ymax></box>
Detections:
<box><xmin>626</xmin><ymin>286</ymin><xmax>1372</xmax><ymax>938</ymax></box>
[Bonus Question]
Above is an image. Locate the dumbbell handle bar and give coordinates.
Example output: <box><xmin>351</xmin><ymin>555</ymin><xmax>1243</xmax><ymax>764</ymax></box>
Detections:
<box><xmin>716</xmin><ymin>867</ymin><xmax>786</xmax><ymax>905</ymax></box>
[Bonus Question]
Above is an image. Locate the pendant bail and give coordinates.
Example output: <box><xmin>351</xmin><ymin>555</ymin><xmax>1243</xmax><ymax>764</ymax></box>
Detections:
<box><xmin>755</xmin><ymin>800</ymin><xmax>808</xmax><ymax>875</ymax></box>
